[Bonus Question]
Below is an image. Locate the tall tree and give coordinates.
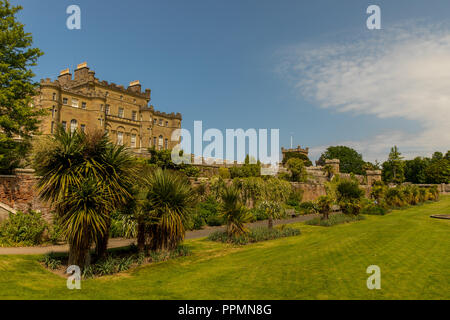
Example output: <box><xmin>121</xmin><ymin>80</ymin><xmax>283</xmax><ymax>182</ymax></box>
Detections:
<box><xmin>317</xmin><ymin>146</ymin><xmax>365</xmax><ymax>175</ymax></box>
<box><xmin>382</xmin><ymin>146</ymin><xmax>405</xmax><ymax>184</ymax></box>
<box><xmin>0</xmin><ymin>0</ymin><xmax>44</xmax><ymax>172</ymax></box>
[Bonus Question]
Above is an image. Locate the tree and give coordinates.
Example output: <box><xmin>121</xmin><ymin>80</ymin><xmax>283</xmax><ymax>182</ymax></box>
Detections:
<box><xmin>404</xmin><ymin>157</ymin><xmax>429</xmax><ymax>184</ymax></box>
<box><xmin>257</xmin><ymin>201</ymin><xmax>283</xmax><ymax>229</ymax></box>
<box><xmin>0</xmin><ymin>0</ymin><xmax>44</xmax><ymax>173</ymax></box>
<box><xmin>33</xmin><ymin>128</ymin><xmax>136</xmax><ymax>268</ymax></box>
<box><xmin>143</xmin><ymin>168</ymin><xmax>196</xmax><ymax>251</ymax></box>
<box><xmin>424</xmin><ymin>159</ymin><xmax>450</xmax><ymax>184</ymax></box>
<box><xmin>317</xmin><ymin>146</ymin><xmax>365</xmax><ymax>175</ymax></box>
<box><xmin>382</xmin><ymin>146</ymin><xmax>405</xmax><ymax>184</ymax></box>
<box><xmin>282</xmin><ymin>152</ymin><xmax>312</xmax><ymax>166</ymax></box>
<box><xmin>286</xmin><ymin>158</ymin><xmax>307</xmax><ymax>182</ymax></box>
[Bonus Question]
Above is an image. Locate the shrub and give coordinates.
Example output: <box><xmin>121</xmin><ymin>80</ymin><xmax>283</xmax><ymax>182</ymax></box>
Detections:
<box><xmin>305</xmin><ymin>213</ymin><xmax>365</xmax><ymax>227</ymax></box>
<box><xmin>339</xmin><ymin>199</ymin><xmax>363</xmax><ymax>215</ymax></box>
<box><xmin>0</xmin><ymin>210</ymin><xmax>47</xmax><ymax>246</ymax></box>
<box><xmin>218</xmin><ymin>167</ymin><xmax>231</xmax><ymax>179</ymax></box>
<box><xmin>385</xmin><ymin>187</ymin><xmax>406</xmax><ymax>207</ymax></box>
<box><xmin>361</xmin><ymin>203</ymin><xmax>389</xmax><ymax>215</ymax></box>
<box><xmin>41</xmin><ymin>252</ymin><xmax>62</xmax><ymax>270</ymax></box>
<box><xmin>336</xmin><ymin>180</ymin><xmax>364</xmax><ymax>201</ymax></box>
<box><xmin>208</xmin><ymin>226</ymin><xmax>300</xmax><ymax>245</ymax></box>
<box><xmin>206</xmin><ymin>215</ymin><xmax>223</xmax><ymax>226</ymax></box>
<box><xmin>286</xmin><ymin>189</ymin><xmax>304</xmax><ymax>207</ymax></box>
<box><xmin>298</xmin><ymin>201</ymin><xmax>317</xmax><ymax>214</ymax></box>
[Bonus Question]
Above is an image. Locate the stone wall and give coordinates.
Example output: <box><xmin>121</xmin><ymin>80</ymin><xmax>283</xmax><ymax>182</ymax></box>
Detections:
<box><xmin>0</xmin><ymin>169</ymin><xmax>51</xmax><ymax>221</ymax></box>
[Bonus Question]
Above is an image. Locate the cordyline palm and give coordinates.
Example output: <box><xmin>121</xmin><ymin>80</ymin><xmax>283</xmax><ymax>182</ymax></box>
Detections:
<box><xmin>57</xmin><ymin>178</ymin><xmax>112</xmax><ymax>267</ymax></box>
<box><xmin>220</xmin><ymin>186</ymin><xmax>252</xmax><ymax>237</ymax></box>
<box><xmin>33</xmin><ymin>127</ymin><xmax>136</xmax><ymax>267</ymax></box>
<box><xmin>143</xmin><ymin>169</ymin><xmax>196</xmax><ymax>251</ymax></box>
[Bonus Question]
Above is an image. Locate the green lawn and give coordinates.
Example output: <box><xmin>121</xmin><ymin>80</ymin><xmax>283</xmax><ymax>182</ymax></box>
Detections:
<box><xmin>0</xmin><ymin>196</ymin><xmax>449</xmax><ymax>300</ymax></box>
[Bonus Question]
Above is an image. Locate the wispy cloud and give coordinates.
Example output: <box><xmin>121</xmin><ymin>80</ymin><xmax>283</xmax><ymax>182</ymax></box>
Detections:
<box><xmin>277</xmin><ymin>22</ymin><xmax>450</xmax><ymax>162</ymax></box>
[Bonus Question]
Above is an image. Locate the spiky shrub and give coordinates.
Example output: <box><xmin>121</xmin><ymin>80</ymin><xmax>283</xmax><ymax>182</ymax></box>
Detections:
<box><xmin>370</xmin><ymin>184</ymin><xmax>386</xmax><ymax>203</ymax></box>
<box><xmin>315</xmin><ymin>195</ymin><xmax>333</xmax><ymax>220</ymax></box>
<box><xmin>144</xmin><ymin>169</ymin><xmax>196</xmax><ymax>251</ymax></box>
<box><xmin>418</xmin><ymin>187</ymin><xmax>431</xmax><ymax>202</ymax></box>
<box><xmin>385</xmin><ymin>187</ymin><xmax>406</xmax><ymax>207</ymax></box>
<box><xmin>336</xmin><ymin>180</ymin><xmax>364</xmax><ymax>215</ymax></box>
<box><xmin>428</xmin><ymin>186</ymin><xmax>440</xmax><ymax>201</ymax></box>
<box><xmin>219</xmin><ymin>186</ymin><xmax>252</xmax><ymax>237</ymax></box>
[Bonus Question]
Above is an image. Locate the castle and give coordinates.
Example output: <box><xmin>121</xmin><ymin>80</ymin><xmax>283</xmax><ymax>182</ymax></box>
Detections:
<box><xmin>34</xmin><ymin>62</ymin><xmax>182</xmax><ymax>154</ymax></box>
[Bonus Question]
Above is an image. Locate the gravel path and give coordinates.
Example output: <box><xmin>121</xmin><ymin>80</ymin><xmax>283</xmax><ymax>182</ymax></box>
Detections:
<box><xmin>0</xmin><ymin>213</ymin><xmax>321</xmax><ymax>255</ymax></box>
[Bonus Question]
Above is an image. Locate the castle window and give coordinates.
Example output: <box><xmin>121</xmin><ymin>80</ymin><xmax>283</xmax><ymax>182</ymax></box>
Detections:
<box><xmin>159</xmin><ymin>119</ymin><xmax>163</xmax><ymax>126</ymax></box>
<box><xmin>72</xmin><ymin>99</ymin><xmax>79</xmax><ymax>108</ymax></box>
<box><xmin>52</xmin><ymin>106</ymin><xmax>56</xmax><ymax>118</ymax></box>
<box><xmin>165</xmin><ymin>121</ymin><xmax>168</xmax><ymax>127</ymax></box>
<box><xmin>105</xmin><ymin>105</ymin><xmax>110</xmax><ymax>115</ymax></box>
<box><xmin>118</xmin><ymin>107</ymin><xmax>124</xmax><ymax>118</ymax></box>
<box><xmin>53</xmin><ymin>93</ymin><xmax>56</xmax><ymax>101</ymax></box>
<box><xmin>62</xmin><ymin>121</ymin><xmax>67</xmax><ymax>131</ymax></box>
<box><xmin>70</xmin><ymin>119</ymin><xmax>77</xmax><ymax>133</ymax></box>
<box><xmin>80</xmin><ymin>124</ymin><xmax>86</xmax><ymax>133</ymax></box>
<box><xmin>117</xmin><ymin>132</ymin><xmax>124</xmax><ymax>146</ymax></box>
<box><xmin>63</xmin><ymin>98</ymin><xmax>68</xmax><ymax>105</ymax></box>
<box><xmin>165</xmin><ymin>138</ymin><xmax>168</xmax><ymax>149</ymax></box>
<box><xmin>153</xmin><ymin>137</ymin><xmax>157</xmax><ymax>146</ymax></box>
<box><xmin>158</xmin><ymin>135</ymin><xmax>163</xmax><ymax>148</ymax></box>
<box><xmin>131</xmin><ymin>134</ymin><xmax>137</xmax><ymax>148</ymax></box>
<box><xmin>132</xmin><ymin>111</ymin><xmax>137</xmax><ymax>121</ymax></box>
<box><xmin>154</xmin><ymin>118</ymin><xmax>157</xmax><ymax>125</ymax></box>
<box><xmin>81</xmin><ymin>102</ymin><xmax>87</xmax><ymax>109</ymax></box>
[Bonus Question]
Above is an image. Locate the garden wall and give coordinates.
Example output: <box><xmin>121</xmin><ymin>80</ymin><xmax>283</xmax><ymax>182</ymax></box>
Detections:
<box><xmin>0</xmin><ymin>169</ymin><xmax>51</xmax><ymax>222</ymax></box>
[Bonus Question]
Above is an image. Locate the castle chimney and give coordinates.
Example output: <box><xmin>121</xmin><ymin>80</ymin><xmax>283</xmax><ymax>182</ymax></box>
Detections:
<box><xmin>73</xmin><ymin>62</ymin><xmax>90</xmax><ymax>81</ymax></box>
<box><xmin>58</xmin><ymin>68</ymin><xmax>72</xmax><ymax>85</ymax></box>
<box><xmin>128</xmin><ymin>80</ymin><xmax>141</xmax><ymax>93</ymax></box>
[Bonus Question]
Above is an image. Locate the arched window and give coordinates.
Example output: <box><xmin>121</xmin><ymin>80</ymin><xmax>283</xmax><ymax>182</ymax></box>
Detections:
<box><xmin>70</xmin><ymin>119</ymin><xmax>77</xmax><ymax>133</ymax></box>
<box><xmin>158</xmin><ymin>135</ymin><xmax>163</xmax><ymax>150</ymax></box>
<box><xmin>131</xmin><ymin>134</ymin><xmax>137</xmax><ymax>148</ymax></box>
<box><xmin>117</xmin><ymin>132</ymin><xmax>124</xmax><ymax>146</ymax></box>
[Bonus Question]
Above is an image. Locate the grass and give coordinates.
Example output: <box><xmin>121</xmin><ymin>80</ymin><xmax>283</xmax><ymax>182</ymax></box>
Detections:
<box><xmin>0</xmin><ymin>196</ymin><xmax>449</xmax><ymax>300</ymax></box>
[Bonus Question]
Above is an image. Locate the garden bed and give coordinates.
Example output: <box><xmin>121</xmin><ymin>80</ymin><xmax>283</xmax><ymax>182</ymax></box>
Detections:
<box><xmin>208</xmin><ymin>226</ymin><xmax>300</xmax><ymax>245</ymax></box>
<box><xmin>40</xmin><ymin>244</ymin><xmax>191</xmax><ymax>278</ymax></box>
<box><xmin>305</xmin><ymin>213</ymin><xmax>365</xmax><ymax>227</ymax></box>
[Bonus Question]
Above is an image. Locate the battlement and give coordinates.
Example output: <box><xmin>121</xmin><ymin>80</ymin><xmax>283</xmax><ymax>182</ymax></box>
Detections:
<box><xmin>281</xmin><ymin>145</ymin><xmax>309</xmax><ymax>155</ymax></box>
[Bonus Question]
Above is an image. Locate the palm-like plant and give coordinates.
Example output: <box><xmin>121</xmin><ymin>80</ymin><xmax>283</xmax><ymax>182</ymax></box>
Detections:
<box><xmin>219</xmin><ymin>186</ymin><xmax>252</xmax><ymax>237</ymax></box>
<box><xmin>58</xmin><ymin>178</ymin><xmax>111</xmax><ymax>267</ymax></box>
<box><xmin>143</xmin><ymin>169</ymin><xmax>196</xmax><ymax>251</ymax></box>
<box><xmin>33</xmin><ymin>127</ymin><xmax>137</xmax><ymax>267</ymax></box>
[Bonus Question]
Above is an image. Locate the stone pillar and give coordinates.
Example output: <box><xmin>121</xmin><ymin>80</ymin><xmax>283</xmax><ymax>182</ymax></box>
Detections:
<box><xmin>366</xmin><ymin>170</ymin><xmax>382</xmax><ymax>186</ymax></box>
<box><xmin>325</xmin><ymin>159</ymin><xmax>340</xmax><ymax>174</ymax></box>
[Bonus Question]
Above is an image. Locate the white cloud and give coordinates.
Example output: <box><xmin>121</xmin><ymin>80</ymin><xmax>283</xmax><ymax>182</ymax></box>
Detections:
<box><xmin>278</xmin><ymin>22</ymin><xmax>450</xmax><ymax>162</ymax></box>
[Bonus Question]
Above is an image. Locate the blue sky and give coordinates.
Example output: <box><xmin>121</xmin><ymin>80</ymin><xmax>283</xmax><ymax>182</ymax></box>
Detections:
<box><xmin>13</xmin><ymin>0</ymin><xmax>450</xmax><ymax>162</ymax></box>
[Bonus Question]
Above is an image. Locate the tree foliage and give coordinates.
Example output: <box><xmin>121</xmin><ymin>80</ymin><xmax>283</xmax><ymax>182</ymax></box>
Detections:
<box><xmin>0</xmin><ymin>0</ymin><xmax>44</xmax><ymax>172</ymax></box>
<box><xmin>318</xmin><ymin>146</ymin><xmax>365</xmax><ymax>175</ymax></box>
